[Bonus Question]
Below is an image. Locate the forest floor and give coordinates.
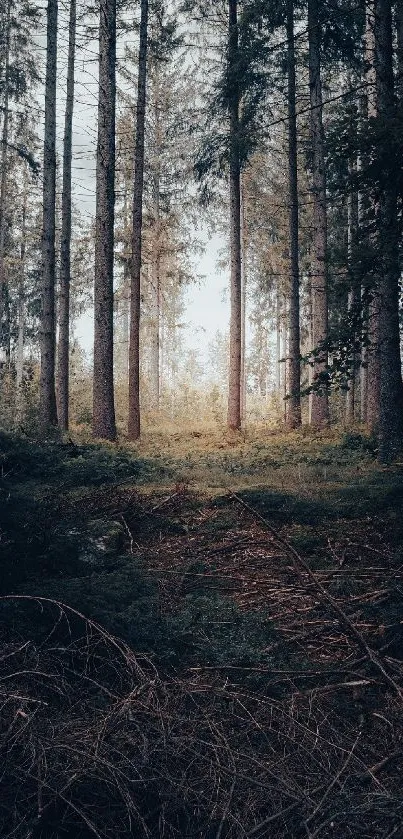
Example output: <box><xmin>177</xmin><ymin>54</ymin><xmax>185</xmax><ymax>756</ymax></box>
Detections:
<box><xmin>1</xmin><ymin>426</ymin><xmax>403</xmax><ymax>838</ymax></box>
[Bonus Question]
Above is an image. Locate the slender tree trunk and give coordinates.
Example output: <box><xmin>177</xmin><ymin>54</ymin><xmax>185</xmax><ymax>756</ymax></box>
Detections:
<box><xmin>276</xmin><ymin>287</ymin><xmax>281</xmax><ymax>397</ymax></box>
<box><xmin>227</xmin><ymin>0</ymin><xmax>242</xmax><ymax>430</ymax></box>
<box><xmin>282</xmin><ymin>305</ymin><xmax>288</xmax><ymax>423</ymax></box>
<box><xmin>346</xmin><ymin>158</ymin><xmax>359</xmax><ymax>425</ymax></box>
<box><xmin>149</xmin><ymin>74</ymin><xmax>161</xmax><ymax>412</ymax></box>
<box><xmin>128</xmin><ymin>0</ymin><xmax>149</xmax><ymax>440</ymax></box>
<box><xmin>15</xmin><ymin>179</ymin><xmax>27</xmax><ymax>426</ymax></box>
<box><xmin>286</xmin><ymin>0</ymin><xmax>301</xmax><ymax>428</ymax></box>
<box><xmin>93</xmin><ymin>0</ymin><xmax>116</xmax><ymax>440</ymax></box>
<box><xmin>57</xmin><ymin>0</ymin><xmax>76</xmax><ymax>431</ymax></box>
<box><xmin>0</xmin><ymin>0</ymin><xmax>10</xmax><ymax>364</ymax></box>
<box><xmin>120</xmin><ymin>262</ymin><xmax>130</xmax><ymax>377</ymax></box>
<box><xmin>149</xmin><ymin>232</ymin><xmax>161</xmax><ymax>410</ymax></box>
<box><xmin>365</xmin><ymin>1</ymin><xmax>381</xmax><ymax>431</ymax></box>
<box><xmin>357</xmin><ymin>92</ymin><xmax>368</xmax><ymax>423</ymax></box>
<box><xmin>396</xmin><ymin>0</ymin><xmax>403</xmax><ymax>101</ymax></box>
<box><xmin>375</xmin><ymin>0</ymin><xmax>403</xmax><ymax>459</ymax></box>
<box><xmin>39</xmin><ymin>0</ymin><xmax>58</xmax><ymax>430</ymax></box>
<box><xmin>240</xmin><ymin>176</ymin><xmax>247</xmax><ymax>422</ymax></box>
<box><xmin>308</xmin><ymin>0</ymin><xmax>329</xmax><ymax>426</ymax></box>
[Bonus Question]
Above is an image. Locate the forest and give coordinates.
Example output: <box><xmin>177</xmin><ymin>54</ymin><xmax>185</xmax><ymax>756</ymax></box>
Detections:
<box><xmin>2</xmin><ymin>0</ymin><xmax>403</xmax><ymax>837</ymax></box>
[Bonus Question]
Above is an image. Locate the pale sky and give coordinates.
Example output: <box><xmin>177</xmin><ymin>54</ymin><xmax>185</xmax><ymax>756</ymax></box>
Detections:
<box><xmin>52</xmin><ymin>7</ymin><xmax>231</xmax><ymax>361</ymax></box>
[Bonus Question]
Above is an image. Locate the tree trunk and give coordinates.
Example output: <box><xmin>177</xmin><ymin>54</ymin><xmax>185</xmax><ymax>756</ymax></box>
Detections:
<box><xmin>93</xmin><ymin>0</ymin><xmax>117</xmax><ymax>440</ymax></box>
<box><xmin>282</xmin><ymin>305</ymin><xmax>288</xmax><ymax>423</ymax></box>
<box><xmin>39</xmin><ymin>0</ymin><xmax>58</xmax><ymax>430</ymax></box>
<box><xmin>149</xmin><ymin>235</ymin><xmax>161</xmax><ymax>411</ymax></box>
<box><xmin>308</xmin><ymin>0</ymin><xmax>329</xmax><ymax>426</ymax></box>
<box><xmin>276</xmin><ymin>288</ymin><xmax>281</xmax><ymax>397</ymax></box>
<box><xmin>365</xmin><ymin>1</ymin><xmax>381</xmax><ymax>431</ymax></box>
<box><xmin>57</xmin><ymin>0</ymin><xmax>76</xmax><ymax>431</ymax></box>
<box><xmin>0</xmin><ymin>0</ymin><xmax>10</xmax><ymax>364</ymax></box>
<box><xmin>374</xmin><ymin>0</ymin><xmax>403</xmax><ymax>460</ymax></box>
<box><xmin>357</xmin><ymin>93</ymin><xmax>368</xmax><ymax>424</ymax></box>
<box><xmin>227</xmin><ymin>0</ymin><xmax>242</xmax><ymax>431</ymax></box>
<box><xmin>286</xmin><ymin>0</ymin><xmax>301</xmax><ymax>429</ymax></box>
<box><xmin>149</xmin><ymin>72</ymin><xmax>161</xmax><ymax>413</ymax></box>
<box><xmin>15</xmin><ymin>178</ymin><xmax>27</xmax><ymax>427</ymax></box>
<box><xmin>240</xmin><ymin>176</ymin><xmax>247</xmax><ymax>422</ymax></box>
<box><xmin>128</xmin><ymin>0</ymin><xmax>149</xmax><ymax>440</ymax></box>
<box><xmin>346</xmin><ymin>158</ymin><xmax>359</xmax><ymax>425</ymax></box>
<box><xmin>396</xmin><ymin>0</ymin><xmax>403</xmax><ymax>101</ymax></box>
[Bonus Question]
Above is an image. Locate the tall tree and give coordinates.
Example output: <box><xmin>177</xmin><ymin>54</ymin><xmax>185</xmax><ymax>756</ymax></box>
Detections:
<box><xmin>374</xmin><ymin>0</ymin><xmax>403</xmax><ymax>459</ymax></box>
<box><xmin>308</xmin><ymin>0</ymin><xmax>329</xmax><ymax>426</ymax></box>
<box><xmin>227</xmin><ymin>0</ymin><xmax>242</xmax><ymax>430</ymax></box>
<box><xmin>128</xmin><ymin>0</ymin><xmax>149</xmax><ymax>440</ymax></box>
<box><xmin>364</xmin><ymin>1</ymin><xmax>380</xmax><ymax>431</ymax></box>
<box><xmin>39</xmin><ymin>0</ymin><xmax>58</xmax><ymax>429</ymax></box>
<box><xmin>286</xmin><ymin>0</ymin><xmax>301</xmax><ymax>428</ymax></box>
<box><xmin>57</xmin><ymin>0</ymin><xmax>76</xmax><ymax>431</ymax></box>
<box><xmin>0</xmin><ymin>0</ymin><xmax>10</xmax><ymax>363</ymax></box>
<box><xmin>345</xmin><ymin>156</ymin><xmax>359</xmax><ymax>425</ymax></box>
<box><xmin>93</xmin><ymin>0</ymin><xmax>117</xmax><ymax>440</ymax></box>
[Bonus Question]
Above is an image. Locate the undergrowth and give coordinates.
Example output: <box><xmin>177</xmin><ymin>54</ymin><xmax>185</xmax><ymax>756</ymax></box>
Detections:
<box><xmin>1</xmin><ymin>427</ymin><xmax>403</xmax><ymax>837</ymax></box>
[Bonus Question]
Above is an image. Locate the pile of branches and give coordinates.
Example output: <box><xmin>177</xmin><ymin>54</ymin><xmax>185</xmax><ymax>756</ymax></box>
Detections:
<box><xmin>1</xmin><ymin>596</ymin><xmax>403</xmax><ymax>839</ymax></box>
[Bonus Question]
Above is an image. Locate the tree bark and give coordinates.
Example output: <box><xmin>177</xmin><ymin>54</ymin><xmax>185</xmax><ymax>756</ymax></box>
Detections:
<box><xmin>128</xmin><ymin>0</ymin><xmax>149</xmax><ymax>440</ymax></box>
<box><xmin>0</xmin><ymin>0</ymin><xmax>10</xmax><ymax>363</ymax></box>
<box><xmin>308</xmin><ymin>0</ymin><xmax>329</xmax><ymax>426</ymax></box>
<box><xmin>364</xmin><ymin>1</ymin><xmax>381</xmax><ymax>431</ymax></box>
<box><xmin>374</xmin><ymin>0</ymin><xmax>403</xmax><ymax>460</ymax></box>
<box><xmin>396</xmin><ymin>0</ymin><xmax>403</xmax><ymax>101</ymax></box>
<box><xmin>240</xmin><ymin>176</ymin><xmax>247</xmax><ymax>422</ymax></box>
<box><xmin>93</xmin><ymin>0</ymin><xmax>117</xmax><ymax>440</ymax></box>
<box><xmin>57</xmin><ymin>0</ymin><xmax>76</xmax><ymax>431</ymax></box>
<box><xmin>15</xmin><ymin>176</ymin><xmax>28</xmax><ymax>427</ymax></box>
<box><xmin>346</xmin><ymin>157</ymin><xmax>359</xmax><ymax>425</ymax></box>
<box><xmin>39</xmin><ymin>0</ymin><xmax>58</xmax><ymax>430</ymax></box>
<box><xmin>149</xmin><ymin>71</ymin><xmax>161</xmax><ymax>412</ymax></box>
<box><xmin>227</xmin><ymin>0</ymin><xmax>242</xmax><ymax>431</ymax></box>
<box><xmin>286</xmin><ymin>0</ymin><xmax>301</xmax><ymax>429</ymax></box>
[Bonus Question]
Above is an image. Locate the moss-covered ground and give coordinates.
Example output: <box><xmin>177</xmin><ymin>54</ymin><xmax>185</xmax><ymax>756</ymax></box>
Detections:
<box><xmin>1</xmin><ymin>426</ymin><xmax>403</xmax><ymax>837</ymax></box>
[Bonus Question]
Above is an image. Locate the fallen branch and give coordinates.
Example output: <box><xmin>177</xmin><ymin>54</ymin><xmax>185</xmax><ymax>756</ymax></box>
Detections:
<box><xmin>229</xmin><ymin>492</ymin><xmax>403</xmax><ymax>700</ymax></box>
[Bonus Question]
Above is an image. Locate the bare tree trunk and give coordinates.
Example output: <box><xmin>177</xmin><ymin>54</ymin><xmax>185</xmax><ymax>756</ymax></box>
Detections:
<box><xmin>57</xmin><ymin>0</ymin><xmax>76</xmax><ymax>431</ymax></box>
<box><xmin>346</xmin><ymin>157</ymin><xmax>359</xmax><ymax>425</ymax></box>
<box><xmin>375</xmin><ymin>0</ymin><xmax>403</xmax><ymax>460</ymax></box>
<box><xmin>286</xmin><ymin>0</ymin><xmax>301</xmax><ymax>428</ymax></box>
<box><xmin>149</xmin><ymin>73</ymin><xmax>161</xmax><ymax>413</ymax></box>
<box><xmin>93</xmin><ymin>0</ymin><xmax>116</xmax><ymax>440</ymax></box>
<box><xmin>128</xmin><ymin>0</ymin><xmax>149</xmax><ymax>440</ymax></box>
<box><xmin>227</xmin><ymin>0</ymin><xmax>242</xmax><ymax>431</ymax></box>
<box><xmin>39</xmin><ymin>0</ymin><xmax>58</xmax><ymax>430</ymax></box>
<box><xmin>308</xmin><ymin>0</ymin><xmax>329</xmax><ymax>426</ymax></box>
<box><xmin>282</xmin><ymin>304</ymin><xmax>288</xmax><ymax>423</ymax></box>
<box><xmin>365</xmin><ymin>1</ymin><xmax>381</xmax><ymax>432</ymax></box>
<box><xmin>396</xmin><ymin>0</ymin><xmax>403</xmax><ymax>100</ymax></box>
<box><xmin>15</xmin><ymin>177</ymin><xmax>28</xmax><ymax>426</ymax></box>
<box><xmin>240</xmin><ymin>176</ymin><xmax>247</xmax><ymax>422</ymax></box>
<box><xmin>357</xmin><ymin>94</ymin><xmax>368</xmax><ymax>424</ymax></box>
<box><xmin>276</xmin><ymin>287</ymin><xmax>281</xmax><ymax>397</ymax></box>
<box><xmin>0</xmin><ymin>0</ymin><xmax>10</xmax><ymax>363</ymax></box>
<box><xmin>149</xmin><ymin>235</ymin><xmax>161</xmax><ymax>410</ymax></box>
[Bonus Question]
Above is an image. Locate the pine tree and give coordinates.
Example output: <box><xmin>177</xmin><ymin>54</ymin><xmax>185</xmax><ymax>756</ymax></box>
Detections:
<box><xmin>128</xmin><ymin>0</ymin><xmax>149</xmax><ymax>441</ymax></box>
<box><xmin>57</xmin><ymin>0</ymin><xmax>76</xmax><ymax>431</ymax></box>
<box><xmin>374</xmin><ymin>0</ymin><xmax>403</xmax><ymax>459</ymax></box>
<box><xmin>286</xmin><ymin>0</ymin><xmax>301</xmax><ymax>428</ymax></box>
<box><xmin>308</xmin><ymin>0</ymin><xmax>329</xmax><ymax>426</ymax></box>
<box><xmin>39</xmin><ymin>0</ymin><xmax>58</xmax><ymax>430</ymax></box>
<box><xmin>93</xmin><ymin>0</ymin><xmax>117</xmax><ymax>440</ymax></box>
<box><xmin>227</xmin><ymin>0</ymin><xmax>242</xmax><ymax>430</ymax></box>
